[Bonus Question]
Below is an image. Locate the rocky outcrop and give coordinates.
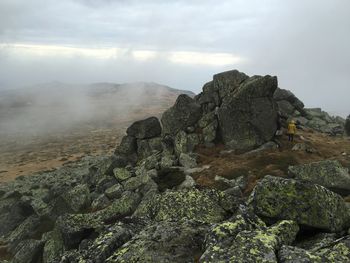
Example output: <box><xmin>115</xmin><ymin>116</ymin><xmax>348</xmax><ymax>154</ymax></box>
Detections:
<box><xmin>288</xmin><ymin>160</ymin><xmax>350</xmax><ymax>195</ymax></box>
<box><xmin>346</xmin><ymin>115</ymin><xmax>350</xmax><ymax>136</ymax></box>
<box><xmin>126</xmin><ymin>116</ymin><xmax>161</xmax><ymax>139</ymax></box>
<box><xmin>248</xmin><ymin>175</ymin><xmax>350</xmax><ymax>232</ymax></box>
<box><xmin>274</xmin><ymin>88</ymin><xmax>305</xmax><ymax>116</ymax></box>
<box><xmin>161</xmin><ymin>94</ymin><xmax>202</xmax><ymax>136</ymax></box>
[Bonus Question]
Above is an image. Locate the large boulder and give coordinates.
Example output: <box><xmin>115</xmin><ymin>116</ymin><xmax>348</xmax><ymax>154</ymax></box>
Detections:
<box><xmin>346</xmin><ymin>115</ymin><xmax>350</xmax><ymax>136</ymax></box>
<box><xmin>126</xmin><ymin>117</ymin><xmax>162</xmax><ymax>139</ymax></box>
<box><xmin>217</xmin><ymin>75</ymin><xmax>278</xmax><ymax>151</ymax></box>
<box><xmin>106</xmin><ymin>220</ymin><xmax>209</xmax><ymax>263</ymax></box>
<box><xmin>273</xmin><ymin>88</ymin><xmax>305</xmax><ymax>115</ymax></box>
<box><xmin>248</xmin><ymin>175</ymin><xmax>350</xmax><ymax>232</ymax></box>
<box><xmin>161</xmin><ymin>94</ymin><xmax>202</xmax><ymax>136</ymax></box>
<box><xmin>133</xmin><ymin>189</ymin><xmax>228</xmax><ymax>223</ymax></box>
<box><xmin>288</xmin><ymin>160</ymin><xmax>350</xmax><ymax>195</ymax></box>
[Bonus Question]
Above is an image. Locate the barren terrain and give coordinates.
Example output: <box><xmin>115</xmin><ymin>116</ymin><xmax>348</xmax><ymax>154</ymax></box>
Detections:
<box><xmin>0</xmin><ymin>82</ymin><xmax>189</xmax><ymax>182</ymax></box>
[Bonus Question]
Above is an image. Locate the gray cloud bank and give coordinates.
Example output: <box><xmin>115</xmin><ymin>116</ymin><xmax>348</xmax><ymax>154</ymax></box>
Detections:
<box><xmin>0</xmin><ymin>0</ymin><xmax>349</xmax><ymax>116</ymax></box>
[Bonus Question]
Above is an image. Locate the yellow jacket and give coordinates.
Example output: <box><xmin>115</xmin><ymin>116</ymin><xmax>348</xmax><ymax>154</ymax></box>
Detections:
<box><xmin>288</xmin><ymin>123</ymin><xmax>297</xmax><ymax>134</ymax></box>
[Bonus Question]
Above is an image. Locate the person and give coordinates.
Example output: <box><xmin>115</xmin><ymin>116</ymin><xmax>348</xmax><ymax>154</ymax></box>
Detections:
<box><xmin>287</xmin><ymin>120</ymin><xmax>297</xmax><ymax>142</ymax></box>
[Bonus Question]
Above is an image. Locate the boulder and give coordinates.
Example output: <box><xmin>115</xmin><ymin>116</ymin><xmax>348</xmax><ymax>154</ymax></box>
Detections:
<box><xmin>106</xmin><ymin>220</ymin><xmax>209</xmax><ymax>263</ymax></box>
<box><xmin>42</xmin><ymin>229</ymin><xmax>64</xmax><ymax>263</ymax></box>
<box><xmin>161</xmin><ymin>94</ymin><xmax>202</xmax><ymax>136</ymax></box>
<box><xmin>12</xmin><ymin>239</ymin><xmax>44</xmax><ymax>263</ymax></box>
<box><xmin>288</xmin><ymin>160</ymin><xmax>350</xmax><ymax>195</ymax></box>
<box><xmin>62</xmin><ymin>184</ymin><xmax>91</xmax><ymax>213</ymax></box>
<box><xmin>126</xmin><ymin>116</ymin><xmax>162</xmax><ymax>139</ymax></box>
<box><xmin>278</xmin><ymin>237</ymin><xmax>350</xmax><ymax>263</ymax></box>
<box><xmin>201</xmin><ymin>219</ymin><xmax>299</xmax><ymax>263</ymax></box>
<box><xmin>105</xmin><ymin>184</ymin><xmax>124</xmax><ymax>200</ymax></box>
<box><xmin>137</xmin><ymin>137</ymin><xmax>162</xmax><ymax>159</ymax></box>
<box><xmin>291</xmin><ymin>143</ymin><xmax>317</xmax><ymax>153</ymax></box>
<box><xmin>134</xmin><ymin>189</ymin><xmax>228</xmax><ymax>223</ymax></box>
<box><xmin>113</xmin><ymin>167</ymin><xmax>133</xmax><ymax>181</ymax></box>
<box><xmin>217</xmin><ymin>75</ymin><xmax>278</xmax><ymax>151</ymax></box>
<box><xmin>179</xmin><ymin>153</ymin><xmax>197</xmax><ymax>169</ymax></box>
<box><xmin>91</xmin><ymin>194</ymin><xmax>111</xmax><ymax>211</ymax></box>
<box><xmin>273</xmin><ymin>88</ymin><xmax>305</xmax><ymax>114</ymax></box>
<box><xmin>174</xmin><ymin>131</ymin><xmax>200</xmax><ymax>155</ymax></box>
<box><xmin>346</xmin><ymin>115</ymin><xmax>350</xmax><ymax>136</ymax></box>
<box><xmin>114</xmin><ymin>135</ymin><xmax>137</xmax><ymax>156</ymax></box>
<box><xmin>248</xmin><ymin>175</ymin><xmax>350</xmax><ymax>232</ymax></box>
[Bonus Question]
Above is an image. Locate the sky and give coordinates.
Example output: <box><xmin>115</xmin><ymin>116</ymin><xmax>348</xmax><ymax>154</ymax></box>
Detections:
<box><xmin>0</xmin><ymin>0</ymin><xmax>349</xmax><ymax>116</ymax></box>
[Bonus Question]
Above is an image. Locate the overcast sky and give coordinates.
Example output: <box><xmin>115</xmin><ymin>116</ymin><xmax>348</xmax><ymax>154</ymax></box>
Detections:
<box><xmin>0</xmin><ymin>0</ymin><xmax>349</xmax><ymax>116</ymax></box>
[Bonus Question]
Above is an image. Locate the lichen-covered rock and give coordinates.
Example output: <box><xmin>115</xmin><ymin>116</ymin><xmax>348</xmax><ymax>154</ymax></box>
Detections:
<box><xmin>95</xmin><ymin>191</ymin><xmax>141</xmax><ymax>224</ymax></box>
<box><xmin>218</xmin><ymin>74</ymin><xmax>278</xmax><ymax>151</ymax></box>
<box><xmin>42</xmin><ymin>229</ymin><xmax>64</xmax><ymax>263</ymax></box>
<box><xmin>248</xmin><ymin>175</ymin><xmax>350</xmax><ymax>232</ymax></box>
<box><xmin>179</xmin><ymin>153</ymin><xmax>197</xmax><ymax>169</ymax></box>
<box><xmin>160</xmin><ymin>154</ymin><xmax>177</xmax><ymax>169</ymax></box>
<box><xmin>62</xmin><ymin>184</ymin><xmax>91</xmax><ymax>213</ymax></box>
<box><xmin>106</xmin><ymin>220</ymin><xmax>209</xmax><ymax>263</ymax></box>
<box><xmin>201</xmin><ymin>220</ymin><xmax>299</xmax><ymax>263</ymax></box>
<box><xmin>12</xmin><ymin>239</ymin><xmax>44</xmax><ymax>263</ymax></box>
<box><xmin>295</xmin><ymin>233</ymin><xmax>338</xmax><ymax>251</ymax></box>
<box><xmin>114</xmin><ymin>135</ymin><xmax>137</xmax><ymax>156</ymax></box>
<box><xmin>198</xmin><ymin>112</ymin><xmax>218</xmax><ymax>143</ymax></box>
<box><xmin>113</xmin><ymin>167</ymin><xmax>132</xmax><ymax>181</ymax></box>
<box><xmin>136</xmin><ymin>137</ymin><xmax>162</xmax><ymax>159</ymax></box>
<box><xmin>91</xmin><ymin>194</ymin><xmax>111</xmax><ymax>211</ymax></box>
<box><xmin>134</xmin><ymin>189</ymin><xmax>228</xmax><ymax>223</ymax></box>
<box><xmin>161</xmin><ymin>94</ymin><xmax>202</xmax><ymax>136</ymax></box>
<box><xmin>56</xmin><ymin>213</ymin><xmax>101</xmax><ymax>249</ymax></box>
<box><xmin>278</xmin><ymin>237</ymin><xmax>350</xmax><ymax>263</ymax></box>
<box><xmin>104</xmin><ymin>184</ymin><xmax>123</xmax><ymax>200</ymax></box>
<box><xmin>122</xmin><ymin>174</ymin><xmax>151</xmax><ymax>192</ymax></box>
<box><xmin>174</xmin><ymin>130</ymin><xmax>200</xmax><ymax>155</ymax></box>
<box><xmin>288</xmin><ymin>160</ymin><xmax>350</xmax><ymax>195</ymax></box>
<box><xmin>126</xmin><ymin>116</ymin><xmax>162</xmax><ymax>139</ymax></box>
<box><xmin>274</xmin><ymin>88</ymin><xmax>305</xmax><ymax>115</ymax></box>
<box><xmin>4</xmin><ymin>215</ymin><xmax>41</xmax><ymax>253</ymax></box>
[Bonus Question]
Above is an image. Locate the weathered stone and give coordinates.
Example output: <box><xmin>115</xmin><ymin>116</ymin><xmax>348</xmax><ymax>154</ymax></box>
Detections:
<box><xmin>114</xmin><ymin>135</ymin><xmax>137</xmax><ymax>156</ymax></box>
<box><xmin>126</xmin><ymin>116</ymin><xmax>162</xmax><ymax>139</ymax></box>
<box><xmin>161</xmin><ymin>94</ymin><xmax>202</xmax><ymax>135</ymax></box>
<box><xmin>174</xmin><ymin>131</ymin><xmax>200</xmax><ymax>155</ymax></box>
<box><xmin>113</xmin><ymin>167</ymin><xmax>132</xmax><ymax>181</ymax></box>
<box><xmin>278</xmin><ymin>237</ymin><xmax>350</xmax><ymax>263</ymax></box>
<box><xmin>56</xmin><ymin>213</ymin><xmax>101</xmax><ymax>249</ymax></box>
<box><xmin>91</xmin><ymin>194</ymin><xmax>111</xmax><ymax>211</ymax></box>
<box><xmin>137</xmin><ymin>137</ymin><xmax>162</xmax><ymax>159</ymax></box>
<box><xmin>160</xmin><ymin>154</ymin><xmax>177</xmax><ymax>169</ymax></box>
<box><xmin>105</xmin><ymin>184</ymin><xmax>123</xmax><ymax>200</ymax></box>
<box><xmin>12</xmin><ymin>239</ymin><xmax>44</xmax><ymax>263</ymax></box>
<box><xmin>176</xmin><ymin>175</ymin><xmax>196</xmax><ymax>190</ymax></box>
<box><xmin>288</xmin><ymin>160</ymin><xmax>350</xmax><ymax>195</ymax></box>
<box><xmin>201</xmin><ymin>219</ymin><xmax>299</xmax><ymax>263</ymax></box>
<box><xmin>218</xmin><ymin>75</ymin><xmax>278</xmax><ymax>151</ymax></box>
<box><xmin>106</xmin><ymin>220</ymin><xmax>209</xmax><ymax>263</ymax></box>
<box><xmin>62</xmin><ymin>184</ymin><xmax>91</xmax><ymax>213</ymax></box>
<box><xmin>248</xmin><ymin>175</ymin><xmax>350</xmax><ymax>232</ymax></box>
<box><xmin>179</xmin><ymin>153</ymin><xmax>197</xmax><ymax>169</ymax></box>
<box><xmin>291</xmin><ymin>143</ymin><xmax>317</xmax><ymax>153</ymax></box>
<box><xmin>122</xmin><ymin>174</ymin><xmax>151</xmax><ymax>192</ymax></box>
<box><xmin>5</xmin><ymin>215</ymin><xmax>41</xmax><ymax>253</ymax></box>
<box><xmin>42</xmin><ymin>229</ymin><xmax>64</xmax><ymax>263</ymax></box>
<box><xmin>134</xmin><ymin>189</ymin><xmax>227</xmax><ymax>223</ymax></box>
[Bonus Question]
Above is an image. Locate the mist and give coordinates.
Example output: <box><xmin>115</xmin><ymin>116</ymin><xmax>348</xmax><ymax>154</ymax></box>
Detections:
<box><xmin>0</xmin><ymin>0</ymin><xmax>349</xmax><ymax>117</ymax></box>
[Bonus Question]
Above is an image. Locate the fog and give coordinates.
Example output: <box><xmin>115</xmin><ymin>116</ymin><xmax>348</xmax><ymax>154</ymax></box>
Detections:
<box><xmin>0</xmin><ymin>0</ymin><xmax>349</xmax><ymax>118</ymax></box>
<box><xmin>0</xmin><ymin>82</ymin><xmax>184</xmax><ymax>137</ymax></box>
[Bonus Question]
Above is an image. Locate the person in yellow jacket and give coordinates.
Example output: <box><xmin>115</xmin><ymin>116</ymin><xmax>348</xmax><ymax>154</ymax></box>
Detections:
<box><xmin>287</xmin><ymin>120</ymin><xmax>297</xmax><ymax>142</ymax></box>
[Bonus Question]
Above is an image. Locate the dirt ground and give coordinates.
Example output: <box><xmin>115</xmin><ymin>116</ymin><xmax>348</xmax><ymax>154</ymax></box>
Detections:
<box><xmin>193</xmin><ymin>129</ymin><xmax>350</xmax><ymax>195</ymax></box>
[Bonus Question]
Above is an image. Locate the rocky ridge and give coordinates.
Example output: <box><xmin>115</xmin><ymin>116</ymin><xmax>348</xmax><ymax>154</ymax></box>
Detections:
<box><xmin>0</xmin><ymin>69</ymin><xmax>349</xmax><ymax>262</ymax></box>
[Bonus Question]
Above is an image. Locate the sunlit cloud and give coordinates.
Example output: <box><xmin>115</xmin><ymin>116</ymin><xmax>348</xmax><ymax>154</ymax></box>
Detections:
<box><xmin>0</xmin><ymin>43</ymin><xmax>245</xmax><ymax>67</ymax></box>
<box><xmin>132</xmin><ymin>50</ymin><xmax>157</xmax><ymax>61</ymax></box>
<box><xmin>168</xmin><ymin>51</ymin><xmax>243</xmax><ymax>66</ymax></box>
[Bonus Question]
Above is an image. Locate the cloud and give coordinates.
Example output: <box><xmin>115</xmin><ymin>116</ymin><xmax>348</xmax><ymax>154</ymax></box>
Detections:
<box><xmin>0</xmin><ymin>0</ymin><xmax>349</xmax><ymax>116</ymax></box>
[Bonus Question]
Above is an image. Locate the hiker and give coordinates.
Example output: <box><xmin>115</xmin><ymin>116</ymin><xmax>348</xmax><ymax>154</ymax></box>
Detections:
<box><xmin>287</xmin><ymin>120</ymin><xmax>297</xmax><ymax>142</ymax></box>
